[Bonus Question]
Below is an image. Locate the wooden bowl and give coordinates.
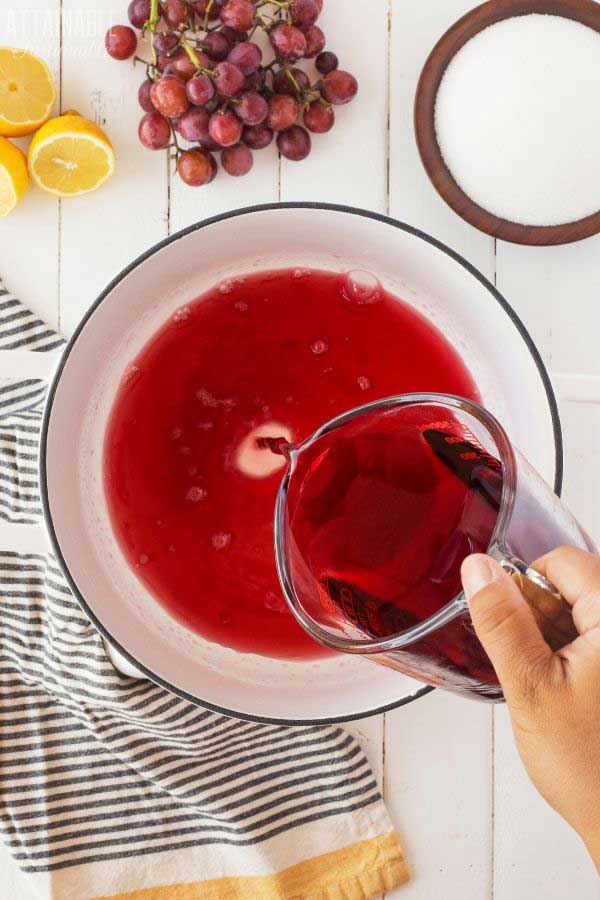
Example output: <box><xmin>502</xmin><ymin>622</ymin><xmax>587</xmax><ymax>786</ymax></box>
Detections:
<box><xmin>414</xmin><ymin>0</ymin><xmax>600</xmax><ymax>246</ymax></box>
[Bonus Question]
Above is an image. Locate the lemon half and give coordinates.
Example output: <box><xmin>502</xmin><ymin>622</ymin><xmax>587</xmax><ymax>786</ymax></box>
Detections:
<box><xmin>0</xmin><ymin>137</ymin><xmax>28</xmax><ymax>215</ymax></box>
<box><xmin>28</xmin><ymin>113</ymin><xmax>115</xmax><ymax>198</ymax></box>
<box><xmin>0</xmin><ymin>47</ymin><xmax>56</xmax><ymax>137</ymax></box>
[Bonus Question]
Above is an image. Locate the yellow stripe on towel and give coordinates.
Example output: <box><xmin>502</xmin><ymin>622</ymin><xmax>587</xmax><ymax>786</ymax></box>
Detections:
<box><xmin>98</xmin><ymin>830</ymin><xmax>409</xmax><ymax>900</ymax></box>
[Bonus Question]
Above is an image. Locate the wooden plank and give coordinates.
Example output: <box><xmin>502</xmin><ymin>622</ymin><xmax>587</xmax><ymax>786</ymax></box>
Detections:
<box><xmin>497</xmin><ymin>239</ymin><xmax>600</xmax><ymax>376</ymax></box>
<box><xmin>494</xmin><ymin>706</ymin><xmax>599</xmax><ymax>899</ymax></box>
<box><xmin>59</xmin><ymin>0</ymin><xmax>168</xmax><ymax>336</ymax></box>
<box><xmin>493</xmin><ymin>394</ymin><xmax>600</xmax><ymax>898</ymax></box>
<box><xmin>389</xmin><ymin>0</ymin><xmax>495</xmax><ymax>272</ymax></box>
<box><xmin>279</xmin><ymin>0</ymin><xmax>388</xmax><ymax>211</ymax></box>
<box><xmin>387</xmin><ymin>3</ymin><xmax>494</xmax><ymax>896</ymax></box>
<box><xmin>0</xmin><ymin>1</ymin><xmax>61</xmax><ymax>328</ymax></box>
<box><xmin>384</xmin><ymin>692</ymin><xmax>493</xmax><ymax>897</ymax></box>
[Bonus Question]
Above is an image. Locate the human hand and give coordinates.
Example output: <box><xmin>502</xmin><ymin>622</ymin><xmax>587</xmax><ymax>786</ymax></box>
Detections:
<box><xmin>461</xmin><ymin>547</ymin><xmax>600</xmax><ymax>870</ymax></box>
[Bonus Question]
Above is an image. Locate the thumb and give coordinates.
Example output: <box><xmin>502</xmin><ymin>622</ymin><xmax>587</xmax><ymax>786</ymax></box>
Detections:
<box><xmin>461</xmin><ymin>554</ymin><xmax>553</xmax><ymax>700</ymax></box>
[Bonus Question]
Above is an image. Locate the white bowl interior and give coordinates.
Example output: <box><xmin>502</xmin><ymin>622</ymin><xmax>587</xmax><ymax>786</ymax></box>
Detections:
<box><xmin>43</xmin><ymin>207</ymin><xmax>558</xmax><ymax>722</ymax></box>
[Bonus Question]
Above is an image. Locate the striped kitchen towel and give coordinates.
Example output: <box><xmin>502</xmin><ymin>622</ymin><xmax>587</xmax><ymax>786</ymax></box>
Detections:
<box><xmin>0</xmin><ymin>282</ymin><xmax>410</xmax><ymax>900</ymax></box>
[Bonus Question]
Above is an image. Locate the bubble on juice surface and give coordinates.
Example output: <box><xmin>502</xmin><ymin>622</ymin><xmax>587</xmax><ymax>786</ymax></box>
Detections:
<box><xmin>173</xmin><ymin>306</ymin><xmax>191</xmax><ymax>323</ymax></box>
<box><xmin>196</xmin><ymin>387</ymin><xmax>219</xmax><ymax>407</ymax></box>
<box><xmin>196</xmin><ymin>420</ymin><xmax>214</xmax><ymax>430</ymax></box>
<box><xmin>138</xmin><ymin>553</ymin><xmax>149</xmax><ymax>566</ymax></box>
<box><xmin>196</xmin><ymin>387</ymin><xmax>237</xmax><ymax>410</ymax></box>
<box><xmin>185</xmin><ymin>486</ymin><xmax>207</xmax><ymax>503</ymax></box>
<box><xmin>171</xmin><ymin>427</ymin><xmax>183</xmax><ymax>440</ymax></box>
<box><xmin>219</xmin><ymin>276</ymin><xmax>246</xmax><ymax>294</ymax></box>
<box><xmin>310</xmin><ymin>338</ymin><xmax>329</xmax><ymax>355</ymax></box>
<box><xmin>341</xmin><ymin>270</ymin><xmax>382</xmax><ymax>305</ymax></box>
<box><xmin>212</xmin><ymin>532</ymin><xmax>231</xmax><ymax>551</ymax></box>
<box><xmin>122</xmin><ymin>365</ymin><xmax>142</xmax><ymax>387</ymax></box>
<box><xmin>233</xmin><ymin>300</ymin><xmax>248</xmax><ymax>312</ymax></box>
<box><xmin>179</xmin><ymin>445</ymin><xmax>191</xmax><ymax>455</ymax></box>
<box><xmin>357</xmin><ymin>375</ymin><xmax>371</xmax><ymax>391</ymax></box>
<box><xmin>293</xmin><ymin>268</ymin><xmax>310</xmax><ymax>280</ymax></box>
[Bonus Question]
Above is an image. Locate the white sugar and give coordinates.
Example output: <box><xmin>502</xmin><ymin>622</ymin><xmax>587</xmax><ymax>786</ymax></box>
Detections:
<box><xmin>434</xmin><ymin>14</ymin><xmax>600</xmax><ymax>226</ymax></box>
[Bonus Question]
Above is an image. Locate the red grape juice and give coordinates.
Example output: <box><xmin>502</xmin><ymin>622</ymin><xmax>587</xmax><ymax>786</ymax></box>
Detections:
<box><xmin>285</xmin><ymin>405</ymin><xmax>503</xmax><ymax>691</ymax></box>
<box><xmin>103</xmin><ymin>268</ymin><xmax>480</xmax><ymax>659</ymax></box>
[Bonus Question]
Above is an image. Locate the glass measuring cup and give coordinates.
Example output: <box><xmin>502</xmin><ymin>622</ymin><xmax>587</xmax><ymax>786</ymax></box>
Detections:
<box><xmin>274</xmin><ymin>393</ymin><xmax>596</xmax><ymax>701</ymax></box>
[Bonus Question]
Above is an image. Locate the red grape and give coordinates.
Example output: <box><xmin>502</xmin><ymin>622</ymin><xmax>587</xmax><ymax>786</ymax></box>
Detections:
<box><xmin>222</xmin><ymin>143</ymin><xmax>253</xmax><ymax>175</ymax></box>
<box><xmin>270</xmin><ymin>24</ymin><xmax>307</xmax><ymax>61</ymax></box>
<box><xmin>213</xmin><ymin>61</ymin><xmax>245</xmax><ymax>97</ymax></box>
<box><xmin>290</xmin><ymin>0</ymin><xmax>319</xmax><ymax>28</ymax></box>
<box><xmin>178</xmin><ymin>106</ymin><xmax>211</xmax><ymax>142</ymax></box>
<box><xmin>186</xmin><ymin>73</ymin><xmax>215</xmax><ymax>105</ymax></box>
<box><xmin>273</xmin><ymin>66</ymin><xmax>310</xmax><ymax>96</ymax></box>
<box><xmin>164</xmin><ymin>0</ymin><xmax>188</xmax><ymax>26</ymax></box>
<box><xmin>316</xmin><ymin>50</ymin><xmax>337</xmax><ymax>74</ymax></box>
<box><xmin>150</xmin><ymin>74</ymin><xmax>190</xmax><ymax>116</ymax></box>
<box><xmin>236</xmin><ymin>90</ymin><xmax>268</xmax><ymax>125</ymax></box>
<box><xmin>201</xmin><ymin>135</ymin><xmax>221</xmax><ymax>151</ymax></box>
<box><xmin>303</xmin><ymin>99</ymin><xmax>334</xmax><ymax>132</ymax></box>
<box><xmin>315</xmin><ymin>0</ymin><xmax>323</xmax><ymax>7</ymax></box>
<box><xmin>128</xmin><ymin>0</ymin><xmax>150</xmax><ymax>28</ymax></box>
<box><xmin>153</xmin><ymin>30</ymin><xmax>179</xmax><ymax>55</ymax></box>
<box><xmin>138</xmin><ymin>78</ymin><xmax>155</xmax><ymax>111</ymax></box>
<box><xmin>209</xmin><ymin>110</ymin><xmax>243</xmax><ymax>146</ymax></box>
<box><xmin>200</xmin><ymin>0</ymin><xmax>226</xmax><ymax>19</ymax></box>
<box><xmin>277</xmin><ymin>124</ymin><xmax>311</xmax><ymax>160</ymax></box>
<box><xmin>220</xmin><ymin>0</ymin><xmax>254</xmax><ymax>31</ymax></box>
<box><xmin>138</xmin><ymin>111</ymin><xmax>171</xmax><ymax>149</ymax></box>
<box><xmin>203</xmin><ymin>31</ymin><xmax>230</xmax><ymax>61</ymax></box>
<box><xmin>220</xmin><ymin>25</ymin><xmax>248</xmax><ymax>44</ymax></box>
<box><xmin>227</xmin><ymin>41</ymin><xmax>262</xmax><ymax>75</ymax></box>
<box><xmin>302</xmin><ymin>25</ymin><xmax>325</xmax><ymax>58</ymax></box>
<box><xmin>322</xmin><ymin>69</ymin><xmax>358</xmax><ymax>104</ymax></box>
<box><xmin>242</xmin><ymin>123</ymin><xmax>273</xmax><ymax>149</ymax></box>
<box><xmin>170</xmin><ymin>48</ymin><xmax>203</xmax><ymax>80</ymax></box>
<box><xmin>267</xmin><ymin>93</ymin><xmax>299</xmax><ymax>132</ymax></box>
<box><xmin>177</xmin><ymin>148</ymin><xmax>216</xmax><ymax>185</ymax></box>
<box><xmin>105</xmin><ymin>25</ymin><xmax>137</xmax><ymax>60</ymax></box>
<box><xmin>245</xmin><ymin>70</ymin><xmax>265</xmax><ymax>91</ymax></box>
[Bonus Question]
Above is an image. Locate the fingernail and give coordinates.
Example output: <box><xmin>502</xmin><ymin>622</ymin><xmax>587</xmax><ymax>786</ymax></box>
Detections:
<box><xmin>461</xmin><ymin>554</ymin><xmax>500</xmax><ymax>600</ymax></box>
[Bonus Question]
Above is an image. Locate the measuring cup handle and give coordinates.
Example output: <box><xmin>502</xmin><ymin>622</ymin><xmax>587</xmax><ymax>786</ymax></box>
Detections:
<box><xmin>492</xmin><ymin>551</ymin><xmax>579</xmax><ymax>650</ymax></box>
<box><xmin>498</xmin><ymin>553</ymin><xmax>562</xmax><ymax>600</ymax></box>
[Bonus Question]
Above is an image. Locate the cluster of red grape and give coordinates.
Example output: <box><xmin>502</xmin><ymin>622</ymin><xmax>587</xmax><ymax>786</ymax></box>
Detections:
<box><xmin>105</xmin><ymin>0</ymin><xmax>358</xmax><ymax>185</ymax></box>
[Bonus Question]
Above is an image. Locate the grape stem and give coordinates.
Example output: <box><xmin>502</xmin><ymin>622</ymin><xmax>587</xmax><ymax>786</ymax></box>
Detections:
<box><xmin>203</xmin><ymin>0</ymin><xmax>214</xmax><ymax>31</ymax></box>
<box><xmin>148</xmin><ymin>0</ymin><xmax>160</xmax><ymax>66</ymax></box>
<box><xmin>180</xmin><ymin>37</ymin><xmax>202</xmax><ymax>69</ymax></box>
<box><xmin>285</xmin><ymin>69</ymin><xmax>303</xmax><ymax>98</ymax></box>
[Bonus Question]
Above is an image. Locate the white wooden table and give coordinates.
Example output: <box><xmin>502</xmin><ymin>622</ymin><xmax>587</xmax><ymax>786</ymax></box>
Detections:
<box><xmin>1</xmin><ymin>1</ymin><xmax>599</xmax><ymax>896</ymax></box>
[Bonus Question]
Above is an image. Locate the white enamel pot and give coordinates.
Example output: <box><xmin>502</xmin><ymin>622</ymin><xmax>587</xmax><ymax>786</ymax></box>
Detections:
<box><xmin>40</xmin><ymin>203</ymin><xmax>561</xmax><ymax>724</ymax></box>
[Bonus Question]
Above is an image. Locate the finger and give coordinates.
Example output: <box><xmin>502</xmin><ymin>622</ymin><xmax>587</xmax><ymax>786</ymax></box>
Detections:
<box><xmin>533</xmin><ymin>546</ymin><xmax>600</xmax><ymax>607</ymax></box>
<box><xmin>532</xmin><ymin>547</ymin><xmax>600</xmax><ymax>636</ymax></box>
<box><xmin>461</xmin><ymin>554</ymin><xmax>553</xmax><ymax>699</ymax></box>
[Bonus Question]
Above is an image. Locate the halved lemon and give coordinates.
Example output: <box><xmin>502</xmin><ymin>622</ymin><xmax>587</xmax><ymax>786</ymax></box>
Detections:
<box><xmin>28</xmin><ymin>113</ymin><xmax>115</xmax><ymax>198</ymax></box>
<box><xmin>0</xmin><ymin>136</ymin><xmax>28</xmax><ymax>215</ymax></box>
<box><xmin>0</xmin><ymin>47</ymin><xmax>56</xmax><ymax>137</ymax></box>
